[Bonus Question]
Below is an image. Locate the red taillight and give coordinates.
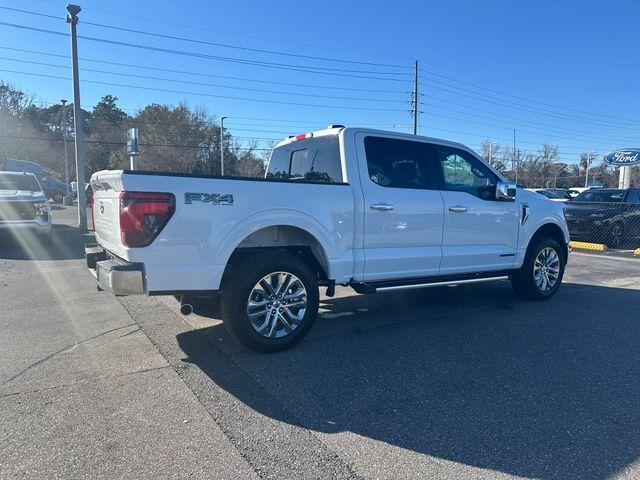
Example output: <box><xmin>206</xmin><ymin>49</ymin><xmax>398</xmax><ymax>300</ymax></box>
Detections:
<box><xmin>119</xmin><ymin>191</ymin><xmax>175</xmax><ymax>247</ymax></box>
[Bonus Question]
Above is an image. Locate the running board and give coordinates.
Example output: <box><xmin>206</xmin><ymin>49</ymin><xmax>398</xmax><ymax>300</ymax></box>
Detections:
<box><xmin>350</xmin><ymin>271</ymin><xmax>513</xmax><ymax>294</ymax></box>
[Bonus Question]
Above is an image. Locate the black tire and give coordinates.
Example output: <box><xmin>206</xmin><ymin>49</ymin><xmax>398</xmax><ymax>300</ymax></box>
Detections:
<box><xmin>511</xmin><ymin>235</ymin><xmax>565</xmax><ymax>300</ymax></box>
<box><xmin>220</xmin><ymin>252</ymin><xmax>319</xmax><ymax>353</ymax></box>
<box><xmin>605</xmin><ymin>222</ymin><xmax>624</xmax><ymax>249</ymax></box>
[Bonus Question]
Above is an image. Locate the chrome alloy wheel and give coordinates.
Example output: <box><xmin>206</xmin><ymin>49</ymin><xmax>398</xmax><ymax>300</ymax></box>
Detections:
<box><xmin>246</xmin><ymin>272</ymin><xmax>308</xmax><ymax>339</ymax></box>
<box><xmin>533</xmin><ymin>247</ymin><xmax>560</xmax><ymax>292</ymax></box>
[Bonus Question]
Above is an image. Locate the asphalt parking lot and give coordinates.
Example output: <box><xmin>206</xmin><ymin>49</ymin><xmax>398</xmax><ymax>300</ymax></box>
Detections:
<box><xmin>2</xmin><ymin>206</ymin><xmax>640</xmax><ymax>480</ymax></box>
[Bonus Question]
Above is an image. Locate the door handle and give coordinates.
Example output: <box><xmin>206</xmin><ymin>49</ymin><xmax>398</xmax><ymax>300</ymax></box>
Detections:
<box><xmin>448</xmin><ymin>206</ymin><xmax>468</xmax><ymax>213</ymax></box>
<box><xmin>370</xmin><ymin>203</ymin><xmax>395</xmax><ymax>211</ymax></box>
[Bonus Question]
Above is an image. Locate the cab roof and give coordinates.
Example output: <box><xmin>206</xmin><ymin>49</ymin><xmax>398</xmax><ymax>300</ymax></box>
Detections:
<box><xmin>273</xmin><ymin>125</ymin><xmax>473</xmax><ymax>153</ymax></box>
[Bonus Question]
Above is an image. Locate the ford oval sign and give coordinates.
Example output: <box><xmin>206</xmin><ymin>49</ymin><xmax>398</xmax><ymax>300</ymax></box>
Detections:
<box><xmin>603</xmin><ymin>149</ymin><xmax>640</xmax><ymax>166</ymax></box>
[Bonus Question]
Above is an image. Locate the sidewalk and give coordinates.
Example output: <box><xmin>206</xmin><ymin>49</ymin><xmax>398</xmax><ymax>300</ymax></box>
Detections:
<box><xmin>0</xmin><ymin>206</ymin><xmax>258</xmax><ymax>479</ymax></box>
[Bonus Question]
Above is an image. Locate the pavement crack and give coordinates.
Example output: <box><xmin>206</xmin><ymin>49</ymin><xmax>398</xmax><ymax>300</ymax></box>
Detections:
<box><xmin>0</xmin><ymin>365</ymin><xmax>171</xmax><ymax>398</ymax></box>
<box><xmin>1</xmin><ymin>323</ymin><xmax>137</xmax><ymax>387</ymax></box>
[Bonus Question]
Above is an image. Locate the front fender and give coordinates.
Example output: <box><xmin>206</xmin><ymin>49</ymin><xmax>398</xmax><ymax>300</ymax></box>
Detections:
<box><xmin>515</xmin><ymin>192</ymin><xmax>569</xmax><ymax>267</ymax></box>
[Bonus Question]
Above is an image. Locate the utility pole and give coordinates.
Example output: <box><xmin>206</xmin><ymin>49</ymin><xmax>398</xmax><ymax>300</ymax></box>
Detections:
<box><xmin>412</xmin><ymin>60</ymin><xmax>418</xmax><ymax>135</ymax></box>
<box><xmin>585</xmin><ymin>151</ymin><xmax>596</xmax><ymax>188</ymax></box>
<box><xmin>220</xmin><ymin>116</ymin><xmax>227</xmax><ymax>176</ymax></box>
<box><xmin>513</xmin><ymin>129</ymin><xmax>518</xmax><ymax>184</ymax></box>
<box><xmin>66</xmin><ymin>4</ymin><xmax>87</xmax><ymax>230</ymax></box>
<box><xmin>60</xmin><ymin>99</ymin><xmax>69</xmax><ymax>196</ymax></box>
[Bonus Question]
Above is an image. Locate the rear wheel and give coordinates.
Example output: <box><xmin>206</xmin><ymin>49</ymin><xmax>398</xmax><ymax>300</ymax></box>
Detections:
<box><xmin>511</xmin><ymin>235</ymin><xmax>565</xmax><ymax>300</ymax></box>
<box><xmin>221</xmin><ymin>252</ymin><xmax>319</xmax><ymax>353</ymax></box>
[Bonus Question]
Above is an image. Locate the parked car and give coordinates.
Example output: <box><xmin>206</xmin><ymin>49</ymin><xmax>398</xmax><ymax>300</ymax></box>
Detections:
<box><xmin>1</xmin><ymin>159</ymin><xmax>66</xmax><ymax>202</ymax></box>
<box><xmin>85</xmin><ymin>127</ymin><xmax>569</xmax><ymax>352</ymax></box>
<box><xmin>563</xmin><ymin>188</ymin><xmax>640</xmax><ymax>248</ymax></box>
<box><xmin>0</xmin><ymin>171</ymin><xmax>52</xmax><ymax>243</ymax></box>
<box><xmin>567</xmin><ymin>186</ymin><xmax>604</xmax><ymax>199</ymax></box>
<box><xmin>528</xmin><ymin>188</ymin><xmax>571</xmax><ymax>202</ymax></box>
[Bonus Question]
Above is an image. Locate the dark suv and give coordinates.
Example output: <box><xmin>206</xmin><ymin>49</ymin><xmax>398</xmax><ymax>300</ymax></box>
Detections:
<box><xmin>563</xmin><ymin>188</ymin><xmax>640</xmax><ymax>248</ymax></box>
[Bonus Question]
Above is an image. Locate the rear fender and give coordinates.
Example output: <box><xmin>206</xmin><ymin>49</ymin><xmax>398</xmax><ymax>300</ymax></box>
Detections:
<box><xmin>214</xmin><ymin>208</ymin><xmax>344</xmax><ymax>281</ymax></box>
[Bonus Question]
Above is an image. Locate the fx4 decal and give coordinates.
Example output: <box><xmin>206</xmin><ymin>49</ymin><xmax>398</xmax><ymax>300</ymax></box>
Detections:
<box><xmin>184</xmin><ymin>193</ymin><xmax>234</xmax><ymax>205</ymax></box>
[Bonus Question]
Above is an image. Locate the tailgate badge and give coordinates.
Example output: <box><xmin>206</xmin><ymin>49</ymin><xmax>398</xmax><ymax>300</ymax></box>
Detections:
<box><xmin>184</xmin><ymin>193</ymin><xmax>234</xmax><ymax>205</ymax></box>
<box><xmin>99</xmin><ymin>201</ymin><xmax>105</xmax><ymax>214</ymax></box>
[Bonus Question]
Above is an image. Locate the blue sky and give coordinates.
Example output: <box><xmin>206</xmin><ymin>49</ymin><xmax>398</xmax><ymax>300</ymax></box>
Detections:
<box><xmin>0</xmin><ymin>0</ymin><xmax>638</xmax><ymax>164</ymax></box>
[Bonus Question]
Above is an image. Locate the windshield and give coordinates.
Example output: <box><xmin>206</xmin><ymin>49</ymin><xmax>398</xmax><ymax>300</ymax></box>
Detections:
<box><xmin>572</xmin><ymin>190</ymin><xmax>625</xmax><ymax>203</ymax></box>
<box><xmin>0</xmin><ymin>174</ymin><xmax>40</xmax><ymax>191</ymax></box>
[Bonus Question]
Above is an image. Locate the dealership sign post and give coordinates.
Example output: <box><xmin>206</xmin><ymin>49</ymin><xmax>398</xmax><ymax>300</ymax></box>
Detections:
<box><xmin>603</xmin><ymin>149</ymin><xmax>640</xmax><ymax>189</ymax></box>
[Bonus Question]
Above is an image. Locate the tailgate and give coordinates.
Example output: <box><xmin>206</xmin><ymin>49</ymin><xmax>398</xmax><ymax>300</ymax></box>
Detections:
<box><xmin>91</xmin><ymin>171</ymin><xmax>124</xmax><ymax>256</ymax></box>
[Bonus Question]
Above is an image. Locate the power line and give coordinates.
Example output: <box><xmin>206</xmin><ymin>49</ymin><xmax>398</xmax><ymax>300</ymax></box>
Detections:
<box><xmin>0</xmin><ymin>6</ymin><xmax>411</xmax><ymax>69</ymax></box>
<box><xmin>0</xmin><ymin>46</ymin><xmax>408</xmax><ymax>94</ymax></box>
<box><xmin>422</xmin><ymin>107</ymin><xmax>635</xmax><ymax>147</ymax></box>
<box><xmin>82</xmin><ymin>20</ymin><xmax>411</xmax><ymax>70</ymax></box>
<box><xmin>421</xmin><ymin>99</ymin><xmax>640</xmax><ymax>143</ymax></box>
<box><xmin>28</xmin><ymin>0</ymin><xmax>412</xmax><ymax>62</ymax></box>
<box><xmin>0</xmin><ymin>68</ymin><xmax>408</xmax><ymax>112</ymax></box>
<box><xmin>0</xmin><ymin>21</ymin><xmax>412</xmax><ymax>81</ymax></box>
<box><xmin>0</xmin><ymin>56</ymin><xmax>408</xmax><ymax>103</ymax></box>
<box><xmin>422</xmin><ymin>68</ymin><xmax>638</xmax><ymax>124</ymax></box>
<box><xmin>0</xmin><ymin>133</ymin><xmax>271</xmax><ymax>150</ymax></box>
<box><xmin>421</xmin><ymin>79</ymin><xmax>637</xmax><ymax>128</ymax></box>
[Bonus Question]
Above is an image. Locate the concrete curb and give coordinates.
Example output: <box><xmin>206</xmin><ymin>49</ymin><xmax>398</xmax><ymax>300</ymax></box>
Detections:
<box><xmin>569</xmin><ymin>241</ymin><xmax>607</xmax><ymax>251</ymax></box>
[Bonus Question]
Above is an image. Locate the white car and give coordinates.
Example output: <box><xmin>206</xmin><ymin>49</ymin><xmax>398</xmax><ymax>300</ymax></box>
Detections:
<box><xmin>0</xmin><ymin>171</ymin><xmax>52</xmax><ymax>242</ymax></box>
<box><xmin>528</xmin><ymin>188</ymin><xmax>570</xmax><ymax>202</ymax></box>
<box><xmin>86</xmin><ymin>126</ymin><xmax>569</xmax><ymax>352</ymax></box>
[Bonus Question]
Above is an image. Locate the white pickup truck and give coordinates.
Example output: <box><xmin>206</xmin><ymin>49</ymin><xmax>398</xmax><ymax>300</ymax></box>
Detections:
<box><xmin>86</xmin><ymin>126</ymin><xmax>569</xmax><ymax>352</ymax></box>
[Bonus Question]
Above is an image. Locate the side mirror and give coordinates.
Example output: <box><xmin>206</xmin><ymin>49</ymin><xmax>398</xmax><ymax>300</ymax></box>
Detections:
<box><xmin>496</xmin><ymin>181</ymin><xmax>517</xmax><ymax>201</ymax></box>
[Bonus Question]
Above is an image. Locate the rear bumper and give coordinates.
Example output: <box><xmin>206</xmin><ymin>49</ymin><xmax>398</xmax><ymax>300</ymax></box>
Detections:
<box><xmin>0</xmin><ymin>218</ymin><xmax>52</xmax><ymax>235</ymax></box>
<box><xmin>85</xmin><ymin>243</ymin><xmax>146</xmax><ymax>295</ymax></box>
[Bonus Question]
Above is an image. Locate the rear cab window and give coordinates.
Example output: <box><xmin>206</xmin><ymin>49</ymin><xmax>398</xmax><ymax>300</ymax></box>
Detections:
<box><xmin>266</xmin><ymin>135</ymin><xmax>343</xmax><ymax>183</ymax></box>
<box><xmin>0</xmin><ymin>173</ymin><xmax>41</xmax><ymax>192</ymax></box>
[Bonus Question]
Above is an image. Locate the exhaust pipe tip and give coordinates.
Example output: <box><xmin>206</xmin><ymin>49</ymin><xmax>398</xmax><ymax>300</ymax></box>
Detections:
<box><xmin>180</xmin><ymin>303</ymin><xmax>193</xmax><ymax>316</ymax></box>
<box><xmin>179</xmin><ymin>296</ymin><xmax>194</xmax><ymax>316</ymax></box>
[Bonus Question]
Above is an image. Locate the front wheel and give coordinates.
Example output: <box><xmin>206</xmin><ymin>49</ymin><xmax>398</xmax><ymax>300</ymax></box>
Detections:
<box><xmin>221</xmin><ymin>252</ymin><xmax>319</xmax><ymax>353</ymax></box>
<box><xmin>511</xmin><ymin>236</ymin><xmax>565</xmax><ymax>300</ymax></box>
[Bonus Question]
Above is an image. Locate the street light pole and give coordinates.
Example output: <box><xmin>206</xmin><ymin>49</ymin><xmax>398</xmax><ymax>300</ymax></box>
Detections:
<box><xmin>66</xmin><ymin>4</ymin><xmax>87</xmax><ymax>230</ymax></box>
<box><xmin>585</xmin><ymin>151</ymin><xmax>596</xmax><ymax>188</ymax></box>
<box><xmin>513</xmin><ymin>129</ymin><xmax>518</xmax><ymax>185</ymax></box>
<box><xmin>61</xmin><ymin>99</ymin><xmax>69</xmax><ymax>195</ymax></box>
<box><xmin>220</xmin><ymin>116</ymin><xmax>227</xmax><ymax>176</ymax></box>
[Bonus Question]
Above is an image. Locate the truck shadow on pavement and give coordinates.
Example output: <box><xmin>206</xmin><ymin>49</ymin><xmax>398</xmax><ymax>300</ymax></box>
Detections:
<box><xmin>176</xmin><ymin>281</ymin><xmax>640</xmax><ymax>480</ymax></box>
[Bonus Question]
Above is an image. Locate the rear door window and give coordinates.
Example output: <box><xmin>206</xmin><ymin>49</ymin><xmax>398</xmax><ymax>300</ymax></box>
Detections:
<box><xmin>266</xmin><ymin>135</ymin><xmax>343</xmax><ymax>183</ymax></box>
<box><xmin>364</xmin><ymin>136</ymin><xmax>437</xmax><ymax>189</ymax></box>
